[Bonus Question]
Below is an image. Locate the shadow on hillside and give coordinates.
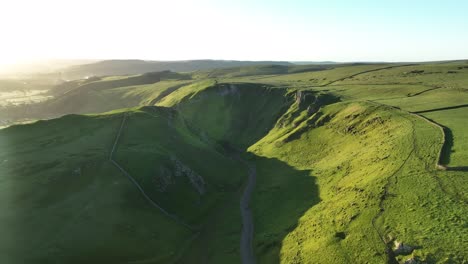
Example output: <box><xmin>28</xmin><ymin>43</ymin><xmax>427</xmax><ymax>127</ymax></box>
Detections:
<box><xmin>420</xmin><ymin>116</ymin><xmax>468</xmax><ymax>171</ymax></box>
<box><xmin>446</xmin><ymin>166</ymin><xmax>468</xmax><ymax>172</ymax></box>
<box><xmin>439</xmin><ymin>125</ymin><xmax>454</xmax><ymax>165</ymax></box>
<box><xmin>158</xmin><ymin>142</ymin><xmax>319</xmax><ymax>263</ymax></box>
<box><xmin>418</xmin><ymin>115</ymin><xmax>454</xmax><ymax>166</ymax></box>
<box><xmin>245</xmin><ymin>153</ymin><xmax>320</xmax><ymax>263</ymax></box>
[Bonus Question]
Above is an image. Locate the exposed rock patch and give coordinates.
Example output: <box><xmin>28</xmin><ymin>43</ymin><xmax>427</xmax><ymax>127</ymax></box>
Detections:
<box><xmin>393</xmin><ymin>240</ymin><xmax>414</xmax><ymax>256</ymax></box>
<box><xmin>402</xmin><ymin>258</ymin><xmax>424</xmax><ymax>264</ymax></box>
<box><xmin>153</xmin><ymin>166</ymin><xmax>174</xmax><ymax>192</ymax></box>
<box><xmin>153</xmin><ymin>157</ymin><xmax>206</xmax><ymax>195</ymax></box>
<box><xmin>73</xmin><ymin>167</ymin><xmax>81</xmax><ymax>176</ymax></box>
<box><xmin>295</xmin><ymin>90</ymin><xmax>316</xmax><ymax>107</ymax></box>
<box><xmin>295</xmin><ymin>90</ymin><xmax>339</xmax><ymax>116</ymax></box>
<box><xmin>171</xmin><ymin>156</ymin><xmax>206</xmax><ymax>195</ymax></box>
<box><xmin>218</xmin><ymin>83</ymin><xmax>239</xmax><ymax>96</ymax></box>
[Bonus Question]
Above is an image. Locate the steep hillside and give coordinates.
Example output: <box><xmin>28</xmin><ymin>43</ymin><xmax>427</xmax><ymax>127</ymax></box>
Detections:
<box><xmin>159</xmin><ymin>82</ymin><xmax>299</xmax><ymax>149</ymax></box>
<box><xmin>248</xmin><ymin>100</ymin><xmax>466</xmax><ymax>263</ymax></box>
<box><xmin>0</xmin><ymin>107</ymin><xmax>251</xmax><ymax>263</ymax></box>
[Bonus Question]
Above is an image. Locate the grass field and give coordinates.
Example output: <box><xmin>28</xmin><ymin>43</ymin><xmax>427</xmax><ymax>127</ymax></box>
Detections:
<box><xmin>0</xmin><ymin>61</ymin><xmax>467</xmax><ymax>263</ymax></box>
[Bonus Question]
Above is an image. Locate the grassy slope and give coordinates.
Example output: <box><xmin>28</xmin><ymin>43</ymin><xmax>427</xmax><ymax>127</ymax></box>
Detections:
<box><xmin>305</xmin><ymin>61</ymin><xmax>468</xmax><ymax>169</ymax></box>
<box><xmin>0</xmin><ymin>107</ymin><xmax>248</xmax><ymax>264</ymax></box>
<box><xmin>113</xmin><ymin>107</ymin><xmax>244</xmax><ymax>224</ymax></box>
<box><xmin>243</xmin><ymin>63</ymin><xmax>398</xmax><ymax>86</ymax></box>
<box><xmin>324</xmin><ymin>62</ymin><xmax>468</xmax><ymax>111</ymax></box>
<box><xmin>0</xmin><ymin>112</ymin><xmax>189</xmax><ymax>263</ymax></box>
<box><xmin>248</xmin><ymin>101</ymin><xmax>466</xmax><ymax>263</ymax></box>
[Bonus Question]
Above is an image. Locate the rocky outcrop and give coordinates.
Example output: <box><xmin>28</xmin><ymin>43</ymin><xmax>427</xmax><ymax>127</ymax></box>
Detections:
<box><xmin>295</xmin><ymin>90</ymin><xmax>316</xmax><ymax>108</ymax></box>
<box><xmin>171</xmin><ymin>156</ymin><xmax>206</xmax><ymax>195</ymax></box>
<box><xmin>295</xmin><ymin>90</ymin><xmax>339</xmax><ymax>116</ymax></box>
<box><xmin>393</xmin><ymin>240</ymin><xmax>414</xmax><ymax>255</ymax></box>
<box><xmin>153</xmin><ymin>157</ymin><xmax>206</xmax><ymax>195</ymax></box>
<box><xmin>153</xmin><ymin>166</ymin><xmax>174</xmax><ymax>192</ymax></box>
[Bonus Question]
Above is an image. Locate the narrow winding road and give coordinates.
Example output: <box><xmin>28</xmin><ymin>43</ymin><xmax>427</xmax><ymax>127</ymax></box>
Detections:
<box><xmin>239</xmin><ymin>160</ymin><xmax>257</xmax><ymax>264</ymax></box>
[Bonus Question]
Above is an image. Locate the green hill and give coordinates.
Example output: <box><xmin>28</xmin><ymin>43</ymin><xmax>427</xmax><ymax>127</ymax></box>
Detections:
<box><xmin>61</xmin><ymin>60</ymin><xmax>294</xmax><ymax>80</ymax></box>
<box><xmin>0</xmin><ymin>107</ymin><xmax>246</xmax><ymax>263</ymax></box>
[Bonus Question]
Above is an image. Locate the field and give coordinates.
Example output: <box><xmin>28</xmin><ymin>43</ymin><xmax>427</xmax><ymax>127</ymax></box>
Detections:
<box><xmin>0</xmin><ymin>60</ymin><xmax>467</xmax><ymax>263</ymax></box>
<box><xmin>422</xmin><ymin>108</ymin><xmax>468</xmax><ymax>167</ymax></box>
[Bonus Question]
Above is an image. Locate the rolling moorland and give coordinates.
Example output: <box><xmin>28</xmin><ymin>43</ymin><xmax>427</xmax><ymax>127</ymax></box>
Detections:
<box><xmin>0</xmin><ymin>60</ymin><xmax>467</xmax><ymax>264</ymax></box>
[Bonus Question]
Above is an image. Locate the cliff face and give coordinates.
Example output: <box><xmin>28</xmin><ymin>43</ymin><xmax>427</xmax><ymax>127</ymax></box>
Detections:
<box><xmin>296</xmin><ymin>90</ymin><xmax>340</xmax><ymax>115</ymax></box>
<box><xmin>172</xmin><ymin>82</ymin><xmax>294</xmax><ymax>149</ymax></box>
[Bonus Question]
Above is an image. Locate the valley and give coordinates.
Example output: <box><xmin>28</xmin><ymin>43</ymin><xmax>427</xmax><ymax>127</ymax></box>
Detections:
<box><xmin>0</xmin><ymin>60</ymin><xmax>467</xmax><ymax>263</ymax></box>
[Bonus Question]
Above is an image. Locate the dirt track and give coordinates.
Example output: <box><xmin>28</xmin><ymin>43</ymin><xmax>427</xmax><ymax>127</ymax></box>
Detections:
<box><xmin>239</xmin><ymin>159</ymin><xmax>257</xmax><ymax>264</ymax></box>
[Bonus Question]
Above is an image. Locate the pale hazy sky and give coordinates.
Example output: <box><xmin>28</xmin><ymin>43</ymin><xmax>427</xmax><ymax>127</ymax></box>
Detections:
<box><xmin>1</xmin><ymin>0</ymin><xmax>467</xmax><ymax>68</ymax></box>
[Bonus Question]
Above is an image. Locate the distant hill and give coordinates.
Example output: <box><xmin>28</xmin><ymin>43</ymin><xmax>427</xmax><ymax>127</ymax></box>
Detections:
<box><xmin>0</xmin><ymin>59</ymin><xmax>97</xmax><ymax>77</ymax></box>
<box><xmin>62</xmin><ymin>59</ymin><xmax>294</xmax><ymax>79</ymax></box>
<box><xmin>193</xmin><ymin>64</ymin><xmax>338</xmax><ymax>78</ymax></box>
<box><xmin>290</xmin><ymin>61</ymin><xmax>339</xmax><ymax>65</ymax></box>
